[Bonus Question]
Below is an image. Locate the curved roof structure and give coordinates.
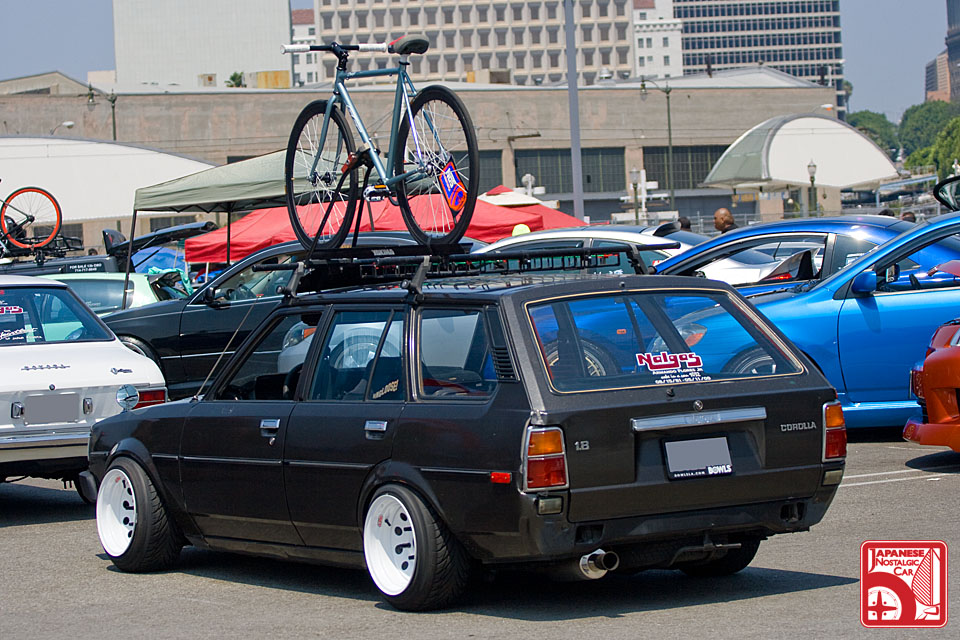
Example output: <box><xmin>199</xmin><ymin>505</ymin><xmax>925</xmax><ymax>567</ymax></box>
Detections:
<box><xmin>0</xmin><ymin>137</ymin><xmax>213</xmax><ymax>222</ymax></box>
<box><xmin>702</xmin><ymin>114</ymin><xmax>899</xmax><ymax>191</ymax></box>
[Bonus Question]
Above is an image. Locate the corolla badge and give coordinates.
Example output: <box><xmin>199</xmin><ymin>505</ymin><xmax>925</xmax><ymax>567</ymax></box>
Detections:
<box><xmin>110</xmin><ymin>368</ymin><xmax>133</xmax><ymax>375</ymax></box>
<box><xmin>21</xmin><ymin>363</ymin><xmax>69</xmax><ymax>371</ymax></box>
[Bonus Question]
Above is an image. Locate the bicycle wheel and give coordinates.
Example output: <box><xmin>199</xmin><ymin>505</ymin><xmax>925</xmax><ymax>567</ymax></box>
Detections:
<box><xmin>285</xmin><ymin>100</ymin><xmax>359</xmax><ymax>251</ymax></box>
<box><xmin>394</xmin><ymin>86</ymin><xmax>479</xmax><ymax>246</ymax></box>
<box><xmin>0</xmin><ymin>186</ymin><xmax>62</xmax><ymax>249</ymax></box>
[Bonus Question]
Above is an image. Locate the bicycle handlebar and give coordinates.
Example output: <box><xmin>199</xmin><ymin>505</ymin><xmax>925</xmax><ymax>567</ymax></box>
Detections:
<box><xmin>281</xmin><ymin>42</ymin><xmax>389</xmax><ymax>55</ymax></box>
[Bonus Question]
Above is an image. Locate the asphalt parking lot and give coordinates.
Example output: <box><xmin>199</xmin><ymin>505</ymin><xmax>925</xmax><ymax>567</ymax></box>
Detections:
<box><xmin>2</xmin><ymin>432</ymin><xmax>958</xmax><ymax>639</ymax></box>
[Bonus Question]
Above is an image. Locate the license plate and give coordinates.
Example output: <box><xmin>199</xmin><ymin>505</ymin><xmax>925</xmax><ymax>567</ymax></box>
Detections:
<box><xmin>24</xmin><ymin>393</ymin><xmax>80</xmax><ymax>425</ymax></box>
<box><xmin>664</xmin><ymin>436</ymin><xmax>733</xmax><ymax>480</ymax></box>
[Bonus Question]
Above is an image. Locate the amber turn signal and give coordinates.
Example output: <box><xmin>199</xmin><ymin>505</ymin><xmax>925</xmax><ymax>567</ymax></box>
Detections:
<box><xmin>528</xmin><ymin>428</ymin><xmax>564</xmax><ymax>457</ymax></box>
<box><xmin>824</xmin><ymin>402</ymin><xmax>845</xmax><ymax>429</ymax></box>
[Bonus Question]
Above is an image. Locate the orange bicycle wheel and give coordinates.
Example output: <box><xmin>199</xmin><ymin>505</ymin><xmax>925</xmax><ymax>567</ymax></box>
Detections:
<box><xmin>0</xmin><ymin>186</ymin><xmax>62</xmax><ymax>248</ymax></box>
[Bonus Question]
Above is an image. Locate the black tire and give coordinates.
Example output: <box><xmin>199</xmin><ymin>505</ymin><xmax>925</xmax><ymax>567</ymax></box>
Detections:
<box><xmin>285</xmin><ymin>100</ymin><xmax>359</xmax><ymax>251</ymax></box>
<box><xmin>118</xmin><ymin>336</ymin><xmax>164</xmax><ymax>376</ymax></box>
<box><xmin>544</xmin><ymin>339</ymin><xmax>618</xmax><ymax>377</ymax></box>
<box><xmin>394</xmin><ymin>86</ymin><xmax>479</xmax><ymax>246</ymax></box>
<box><xmin>95</xmin><ymin>457</ymin><xmax>182</xmax><ymax>572</ymax></box>
<box><xmin>678</xmin><ymin>538</ymin><xmax>761</xmax><ymax>577</ymax></box>
<box><xmin>724</xmin><ymin>347</ymin><xmax>778</xmax><ymax>376</ymax></box>
<box><xmin>363</xmin><ymin>484</ymin><xmax>472</xmax><ymax>611</ymax></box>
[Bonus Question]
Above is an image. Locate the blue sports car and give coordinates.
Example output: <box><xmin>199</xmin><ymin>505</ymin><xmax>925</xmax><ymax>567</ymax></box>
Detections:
<box><xmin>668</xmin><ymin>209</ymin><xmax>960</xmax><ymax>428</ymax></box>
<box><xmin>653</xmin><ymin>215</ymin><xmax>919</xmax><ymax>290</ymax></box>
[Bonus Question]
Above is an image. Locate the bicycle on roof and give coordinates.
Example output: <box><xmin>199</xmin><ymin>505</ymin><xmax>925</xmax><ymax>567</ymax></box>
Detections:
<box><xmin>0</xmin><ymin>179</ymin><xmax>63</xmax><ymax>259</ymax></box>
<box><xmin>281</xmin><ymin>34</ymin><xmax>479</xmax><ymax>251</ymax></box>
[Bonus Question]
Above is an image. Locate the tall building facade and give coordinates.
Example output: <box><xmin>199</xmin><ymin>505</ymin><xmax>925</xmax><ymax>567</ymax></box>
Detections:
<box><xmin>926</xmin><ymin>50</ymin><xmax>950</xmax><ymax>102</ymax></box>
<box><xmin>113</xmin><ymin>0</ymin><xmax>291</xmax><ymax>88</ymax></box>
<box><xmin>312</xmin><ymin>0</ymin><xmax>636</xmax><ymax>86</ymax></box>
<box><xmin>948</xmin><ymin>0</ymin><xmax>960</xmax><ymax>102</ymax></box>
<box><xmin>634</xmin><ymin>0</ymin><xmax>683</xmax><ymax>78</ymax></box>
<box><xmin>291</xmin><ymin>9</ymin><xmax>318</xmax><ymax>86</ymax></box>
<box><xmin>673</xmin><ymin>1</ymin><xmax>844</xmax><ymax>110</ymax></box>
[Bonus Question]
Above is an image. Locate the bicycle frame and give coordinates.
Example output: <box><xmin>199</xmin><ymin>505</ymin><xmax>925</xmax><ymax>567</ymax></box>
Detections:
<box><xmin>309</xmin><ymin>56</ymin><xmax>429</xmax><ymax>191</ymax></box>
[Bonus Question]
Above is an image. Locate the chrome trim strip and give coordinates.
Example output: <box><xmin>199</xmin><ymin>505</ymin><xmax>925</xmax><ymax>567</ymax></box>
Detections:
<box><xmin>631</xmin><ymin>407</ymin><xmax>767</xmax><ymax>432</ymax></box>
<box><xmin>0</xmin><ymin>433</ymin><xmax>89</xmax><ymax>449</ymax></box>
<box><xmin>180</xmin><ymin>456</ymin><xmax>281</xmax><ymax>466</ymax></box>
<box><xmin>285</xmin><ymin>460</ymin><xmax>372</xmax><ymax>470</ymax></box>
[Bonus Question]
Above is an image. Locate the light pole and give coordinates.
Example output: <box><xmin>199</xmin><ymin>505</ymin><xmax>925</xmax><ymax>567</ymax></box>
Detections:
<box><xmin>807</xmin><ymin>159</ymin><xmax>817</xmax><ymax>215</ymax></box>
<box><xmin>49</xmin><ymin>120</ymin><xmax>74</xmax><ymax>135</ymax></box>
<box><xmin>640</xmin><ymin>76</ymin><xmax>674</xmax><ymax>210</ymax></box>
<box><xmin>107</xmin><ymin>91</ymin><xmax>118</xmax><ymax>141</ymax></box>
<box><xmin>630</xmin><ymin>167</ymin><xmax>640</xmax><ymax>224</ymax></box>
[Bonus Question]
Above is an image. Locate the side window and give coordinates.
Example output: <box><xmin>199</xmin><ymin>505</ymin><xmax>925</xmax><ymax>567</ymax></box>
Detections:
<box><xmin>216</xmin><ymin>312</ymin><xmax>321</xmax><ymax>401</ymax></box>
<box><xmin>746</xmin><ymin>236</ymin><xmax>826</xmax><ymax>274</ymax></box>
<box><xmin>310</xmin><ymin>310</ymin><xmax>404</xmax><ymax>401</ymax></box>
<box><xmin>830</xmin><ymin>235</ymin><xmax>878</xmax><ymax>277</ymax></box>
<box><xmin>420</xmin><ymin>309</ymin><xmax>497</xmax><ymax>398</ymax></box>
<box><xmin>216</xmin><ymin>253</ymin><xmax>299</xmax><ymax>301</ymax></box>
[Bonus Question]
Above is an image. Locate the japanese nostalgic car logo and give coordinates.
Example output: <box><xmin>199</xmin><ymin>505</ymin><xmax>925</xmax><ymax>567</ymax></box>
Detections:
<box><xmin>21</xmin><ymin>363</ymin><xmax>70</xmax><ymax>371</ymax></box>
<box><xmin>111</xmin><ymin>368</ymin><xmax>133</xmax><ymax>375</ymax></box>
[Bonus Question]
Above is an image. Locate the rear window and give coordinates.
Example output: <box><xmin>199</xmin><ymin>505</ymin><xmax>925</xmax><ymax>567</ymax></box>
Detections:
<box><xmin>527</xmin><ymin>290</ymin><xmax>801</xmax><ymax>392</ymax></box>
<box><xmin>0</xmin><ymin>286</ymin><xmax>112</xmax><ymax>345</ymax></box>
<box><xmin>61</xmin><ymin>279</ymin><xmax>131</xmax><ymax>314</ymax></box>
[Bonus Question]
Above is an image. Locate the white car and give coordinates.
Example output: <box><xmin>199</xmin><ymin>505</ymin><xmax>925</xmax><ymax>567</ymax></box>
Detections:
<box><xmin>0</xmin><ymin>275</ymin><xmax>165</xmax><ymax>497</ymax></box>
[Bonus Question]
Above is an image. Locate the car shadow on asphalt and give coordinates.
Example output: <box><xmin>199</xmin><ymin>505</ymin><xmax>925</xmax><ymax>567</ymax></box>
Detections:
<box><xmin>904</xmin><ymin>448</ymin><xmax>960</xmax><ymax>473</ymax></box>
<box><xmin>0</xmin><ymin>481</ymin><xmax>92</xmax><ymax>527</ymax></box>
<box><xmin>112</xmin><ymin>547</ymin><xmax>855</xmax><ymax>617</ymax></box>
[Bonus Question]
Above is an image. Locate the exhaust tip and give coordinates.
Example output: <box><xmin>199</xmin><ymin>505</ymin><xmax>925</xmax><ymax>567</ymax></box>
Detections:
<box><xmin>579</xmin><ymin>549</ymin><xmax>619</xmax><ymax>579</ymax></box>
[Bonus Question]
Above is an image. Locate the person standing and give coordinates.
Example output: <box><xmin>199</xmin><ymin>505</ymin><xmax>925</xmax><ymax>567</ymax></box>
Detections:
<box><xmin>713</xmin><ymin>208</ymin><xmax>738</xmax><ymax>233</ymax></box>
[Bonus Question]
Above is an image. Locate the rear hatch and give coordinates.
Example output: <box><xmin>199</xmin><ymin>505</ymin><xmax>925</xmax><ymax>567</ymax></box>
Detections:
<box><xmin>524</xmin><ymin>285</ymin><xmax>833</xmax><ymax>522</ymax></box>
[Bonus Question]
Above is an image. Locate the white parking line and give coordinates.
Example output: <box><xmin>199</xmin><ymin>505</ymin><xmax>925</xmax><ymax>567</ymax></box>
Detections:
<box><xmin>844</xmin><ymin>463</ymin><xmax>960</xmax><ymax>479</ymax></box>
<box><xmin>841</xmin><ymin>474</ymin><xmax>948</xmax><ymax>488</ymax></box>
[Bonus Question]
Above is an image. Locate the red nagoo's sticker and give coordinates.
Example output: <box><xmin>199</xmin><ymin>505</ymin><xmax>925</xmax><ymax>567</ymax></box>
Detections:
<box><xmin>637</xmin><ymin>351</ymin><xmax>703</xmax><ymax>371</ymax></box>
<box><xmin>0</xmin><ymin>305</ymin><xmax>24</xmax><ymax>315</ymax></box>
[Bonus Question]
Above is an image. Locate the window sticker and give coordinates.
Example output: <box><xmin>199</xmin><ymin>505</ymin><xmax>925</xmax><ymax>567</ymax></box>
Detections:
<box><xmin>0</xmin><ymin>327</ymin><xmax>34</xmax><ymax>341</ymax></box>
<box><xmin>637</xmin><ymin>351</ymin><xmax>712</xmax><ymax>384</ymax></box>
<box><xmin>0</xmin><ymin>305</ymin><xmax>24</xmax><ymax>314</ymax></box>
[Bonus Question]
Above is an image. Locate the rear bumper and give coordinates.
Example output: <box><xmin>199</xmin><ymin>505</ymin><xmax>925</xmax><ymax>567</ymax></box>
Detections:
<box><xmin>0</xmin><ymin>432</ymin><xmax>89</xmax><ymax>479</ymax></box>
<box><xmin>461</xmin><ymin>481</ymin><xmax>841</xmax><ymax>565</ymax></box>
<box><xmin>903</xmin><ymin>418</ymin><xmax>960</xmax><ymax>452</ymax></box>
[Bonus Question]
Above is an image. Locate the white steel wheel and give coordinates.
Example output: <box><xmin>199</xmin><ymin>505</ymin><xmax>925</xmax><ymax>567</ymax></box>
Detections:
<box><xmin>97</xmin><ymin>467</ymin><xmax>137</xmax><ymax>557</ymax></box>
<box><xmin>364</xmin><ymin>493</ymin><xmax>418</xmax><ymax>596</ymax></box>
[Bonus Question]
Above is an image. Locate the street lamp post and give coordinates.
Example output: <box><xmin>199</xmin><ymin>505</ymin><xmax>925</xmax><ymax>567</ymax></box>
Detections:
<box><xmin>630</xmin><ymin>167</ymin><xmax>640</xmax><ymax>224</ymax></box>
<box><xmin>807</xmin><ymin>159</ymin><xmax>817</xmax><ymax>215</ymax></box>
<box><xmin>49</xmin><ymin>120</ymin><xmax>74</xmax><ymax>135</ymax></box>
<box><xmin>640</xmin><ymin>77</ymin><xmax>674</xmax><ymax>211</ymax></box>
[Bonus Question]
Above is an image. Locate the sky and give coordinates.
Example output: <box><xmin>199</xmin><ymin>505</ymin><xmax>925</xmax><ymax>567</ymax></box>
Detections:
<box><xmin>0</xmin><ymin>0</ymin><xmax>948</xmax><ymax>123</ymax></box>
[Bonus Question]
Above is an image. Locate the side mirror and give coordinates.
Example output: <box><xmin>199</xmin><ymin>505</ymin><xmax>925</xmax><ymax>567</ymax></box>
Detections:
<box><xmin>851</xmin><ymin>271</ymin><xmax>878</xmax><ymax>295</ymax></box>
<box><xmin>202</xmin><ymin>286</ymin><xmax>226</xmax><ymax>307</ymax></box>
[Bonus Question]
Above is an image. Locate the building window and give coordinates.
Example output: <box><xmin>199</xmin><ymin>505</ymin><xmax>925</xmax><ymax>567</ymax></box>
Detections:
<box><xmin>663</xmin><ymin>37</ymin><xmax>669</xmax><ymax>47</ymax></box>
<box><xmin>638</xmin><ymin>57</ymin><xmax>645</xmax><ymax>68</ymax></box>
<box><xmin>513</xmin><ymin>6</ymin><xmax>523</xmax><ymax>21</ymax></box>
<box><xmin>478</xmin><ymin>6</ymin><xmax>488</xmax><ymax>22</ymax></box>
<box><xmin>664</xmin><ymin>55</ymin><xmax>670</xmax><ymax>66</ymax></box>
<box><xmin>515</xmin><ymin>148</ymin><xmax>625</xmax><ymax>194</ymax></box>
<box><xmin>308</xmin><ymin>27</ymin><xmax>316</xmax><ymax>36</ymax></box>
<box><xmin>642</xmin><ymin>145</ymin><xmax>728</xmax><ymax>191</ymax></box>
<box><xmin>530</xmin><ymin>5</ymin><xmax>540</xmax><ymax>20</ymax></box>
<box><xmin>496</xmin><ymin>7</ymin><xmax>506</xmax><ymax>21</ymax></box>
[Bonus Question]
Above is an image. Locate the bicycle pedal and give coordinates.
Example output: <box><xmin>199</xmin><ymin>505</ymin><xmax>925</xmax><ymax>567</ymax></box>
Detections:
<box><xmin>363</xmin><ymin>185</ymin><xmax>391</xmax><ymax>201</ymax></box>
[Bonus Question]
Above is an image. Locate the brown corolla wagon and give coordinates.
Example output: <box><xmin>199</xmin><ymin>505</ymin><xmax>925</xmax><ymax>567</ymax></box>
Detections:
<box><xmin>82</xmin><ymin>266</ymin><xmax>846</xmax><ymax>610</ymax></box>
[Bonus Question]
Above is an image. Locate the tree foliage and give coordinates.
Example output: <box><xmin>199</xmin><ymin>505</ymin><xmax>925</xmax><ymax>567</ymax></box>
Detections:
<box><xmin>846</xmin><ymin>110</ymin><xmax>899</xmax><ymax>158</ymax></box>
<box><xmin>226</xmin><ymin>72</ymin><xmax>246</xmax><ymax>88</ymax></box>
<box><xmin>903</xmin><ymin>116</ymin><xmax>960</xmax><ymax>179</ymax></box>
<box><xmin>898</xmin><ymin>100</ymin><xmax>960</xmax><ymax>156</ymax></box>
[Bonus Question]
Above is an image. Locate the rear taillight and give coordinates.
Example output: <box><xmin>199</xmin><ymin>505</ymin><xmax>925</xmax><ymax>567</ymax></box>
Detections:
<box><xmin>822</xmin><ymin>401</ymin><xmax>846</xmax><ymax>461</ymax></box>
<box><xmin>134</xmin><ymin>388</ymin><xmax>166</xmax><ymax>409</ymax></box>
<box><xmin>910</xmin><ymin>366</ymin><xmax>924</xmax><ymax>401</ymax></box>
<box><xmin>524</xmin><ymin>426</ymin><xmax>568</xmax><ymax>490</ymax></box>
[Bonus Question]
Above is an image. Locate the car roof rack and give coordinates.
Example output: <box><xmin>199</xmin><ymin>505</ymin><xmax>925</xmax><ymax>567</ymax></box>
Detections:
<box><xmin>253</xmin><ymin>239</ymin><xmax>681</xmax><ymax>298</ymax></box>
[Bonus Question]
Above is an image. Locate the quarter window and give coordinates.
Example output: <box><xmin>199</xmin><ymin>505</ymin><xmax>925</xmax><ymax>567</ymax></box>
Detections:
<box><xmin>419</xmin><ymin>309</ymin><xmax>497</xmax><ymax>398</ymax></box>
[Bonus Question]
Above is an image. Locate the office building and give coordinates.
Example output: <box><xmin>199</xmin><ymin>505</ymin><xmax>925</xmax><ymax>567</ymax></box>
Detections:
<box><xmin>292</xmin><ymin>9</ymin><xmax>319</xmax><ymax>86</ymax></box>
<box><xmin>312</xmin><ymin>0</ymin><xmax>636</xmax><ymax>86</ymax></box>
<box><xmin>948</xmin><ymin>0</ymin><xmax>960</xmax><ymax>101</ymax></box>
<box><xmin>673</xmin><ymin>1</ymin><xmax>845</xmax><ymax>110</ymax></box>
<box><xmin>634</xmin><ymin>0</ymin><xmax>684</xmax><ymax>78</ymax></box>
<box><xmin>926</xmin><ymin>50</ymin><xmax>950</xmax><ymax>102</ymax></box>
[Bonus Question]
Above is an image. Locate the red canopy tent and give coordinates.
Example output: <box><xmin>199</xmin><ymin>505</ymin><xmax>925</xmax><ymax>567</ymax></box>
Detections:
<box><xmin>185</xmin><ymin>186</ymin><xmax>583</xmax><ymax>263</ymax></box>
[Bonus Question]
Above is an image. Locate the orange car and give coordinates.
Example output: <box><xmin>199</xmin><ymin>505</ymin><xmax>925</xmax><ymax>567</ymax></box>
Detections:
<box><xmin>903</xmin><ymin>319</ymin><xmax>960</xmax><ymax>451</ymax></box>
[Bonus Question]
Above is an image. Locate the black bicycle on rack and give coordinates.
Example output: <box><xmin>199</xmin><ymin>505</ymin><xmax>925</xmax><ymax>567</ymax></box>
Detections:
<box><xmin>0</xmin><ymin>179</ymin><xmax>63</xmax><ymax>258</ymax></box>
<box><xmin>281</xmin><ymin>35</ymin><xmax>479</xmax><ymax>251</ymax></box>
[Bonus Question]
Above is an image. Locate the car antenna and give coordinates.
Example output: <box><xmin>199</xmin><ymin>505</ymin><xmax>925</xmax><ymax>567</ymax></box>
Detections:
<box><xmin>190</xmin><ymin>301</ymin><xmax>258</xmax><ymax>403</ymax></box>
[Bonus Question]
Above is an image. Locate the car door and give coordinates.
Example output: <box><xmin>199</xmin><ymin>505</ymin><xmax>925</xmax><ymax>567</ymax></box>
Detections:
<box><xmin>179</xmin><ymin>310</ymin><xmax>321</xmax><ymax>544</ymax></box>
<box><xmin>179</xmin><ymin>250</ymin><xmax>300</xmax><ymax>393</ymax></box>
<box><xmin>284</xmin><ymin>308</ymin><xmax>404</xmax><ymax>549</ymax></box>
<box><xmin>837</xmin><ymin>233</ymin><xmax>960</xmax><ymax>405</ymax></box>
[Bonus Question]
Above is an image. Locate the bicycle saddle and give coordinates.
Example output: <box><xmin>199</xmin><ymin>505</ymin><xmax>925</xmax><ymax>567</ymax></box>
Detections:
<box><xmin>389</xmin><ymin>35</ymin><xmax>429</xmax><ymax>56</ymax></box>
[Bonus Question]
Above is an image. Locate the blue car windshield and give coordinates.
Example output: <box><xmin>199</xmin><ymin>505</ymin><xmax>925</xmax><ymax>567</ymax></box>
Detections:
<box><xmin>527</xmin><ymin>290</ymin><xmax>801</xmax><ymax>392</ymax></box>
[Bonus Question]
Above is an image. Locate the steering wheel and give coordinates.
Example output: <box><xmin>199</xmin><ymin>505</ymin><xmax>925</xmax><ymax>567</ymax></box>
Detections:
<box><xmin>230</xmin><ymin>284</ymin><xmax>256</xmax><ymax>301</ymax></box>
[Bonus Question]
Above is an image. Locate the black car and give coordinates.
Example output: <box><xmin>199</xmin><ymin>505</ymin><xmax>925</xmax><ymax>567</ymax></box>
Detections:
<box><xmin>105</xmin><ymin>232</ymin><xmax>485</xmax><ymax>399</ymax></box>
<box><xmin>83</xmin><ymin>253</ymin><xmax>846</xmax><ymax>611</ymax></box>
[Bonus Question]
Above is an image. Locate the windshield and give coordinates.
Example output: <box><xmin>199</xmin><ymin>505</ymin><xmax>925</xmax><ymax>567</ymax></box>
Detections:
<box><xmin>0</xmin><ymin>286</ymin><xmax>113</xmax><ymax>345</ymax></box>
<box><xmin>527</xmin><ymin>290</ymin><xmax>801</xmax><ymax>392</ymax></box>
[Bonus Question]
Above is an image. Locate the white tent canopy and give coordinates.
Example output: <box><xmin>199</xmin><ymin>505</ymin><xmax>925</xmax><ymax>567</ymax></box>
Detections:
<box><xmin>0</xmin><ymin>137</ymin><xmax>213</xmax><ymax>221</ymax></box>
<box><xmin>702</xmin><ymin>114</ymin><xmax>900</xmax><ymax>192</ymax></box>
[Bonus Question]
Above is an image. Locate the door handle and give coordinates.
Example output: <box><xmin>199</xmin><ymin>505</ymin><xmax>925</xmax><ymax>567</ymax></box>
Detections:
<box><xmin>364</xmin><ymin>420</ymin><xmax>388</xmax><ymax>433</ymax></box>
<box><xmin>260</xmin><ymin>418</ymin><xmax>280</xmax><ymax>438</ymax></box>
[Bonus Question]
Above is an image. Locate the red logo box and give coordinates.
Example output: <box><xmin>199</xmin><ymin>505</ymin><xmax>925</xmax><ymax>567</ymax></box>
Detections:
<box><xmin>860</xmin><ymin>540</ymin><xmax>948</xmax><ymax>628</ymax></box>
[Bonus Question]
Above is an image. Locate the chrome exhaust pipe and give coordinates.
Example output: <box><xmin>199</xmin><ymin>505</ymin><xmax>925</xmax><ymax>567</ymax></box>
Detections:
<box><xmin>578</xmin><ymin>549</ymin><xmax>620</xmax><ymax>579</ymax></box>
